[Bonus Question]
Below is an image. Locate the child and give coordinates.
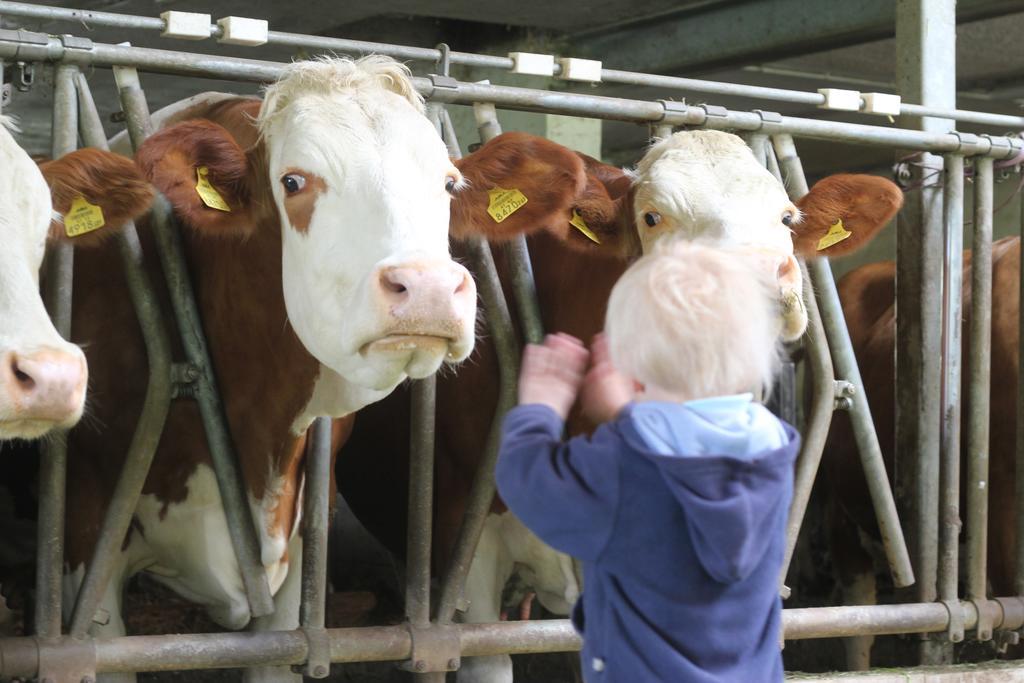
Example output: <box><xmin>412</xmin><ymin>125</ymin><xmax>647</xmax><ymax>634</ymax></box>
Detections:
<box><xmin>495</xmin><ymin>240</ymin><xmax>800</xmax><ymax>682</ymax></box>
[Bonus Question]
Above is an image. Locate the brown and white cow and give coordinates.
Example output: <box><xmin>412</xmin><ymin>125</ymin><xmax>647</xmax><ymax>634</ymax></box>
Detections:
<box><xmin>63</xmin><ymin>58</ymin><xmax>632</xmax><ymax>683</ymax></box>
<box><xmin>825</xmin><ymin>237</ymin><xmax>1018</xmax><ymax>669</ymax></box>
<box><xmin>0</xmin><ymin>116</ymin><xmax>153</xmax><ymax>440</ymax></box>
<box><xmin>339</xmin><ymin>129</ymin><xmax>904</xmax><ymax>682</ymax></box>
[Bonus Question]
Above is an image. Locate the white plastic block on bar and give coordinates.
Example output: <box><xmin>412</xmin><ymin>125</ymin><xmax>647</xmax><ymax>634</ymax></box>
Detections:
<box><xmin>817</xmin><ymin>88</ymin><xmax>862</xmax><ymax>112</ymax></box>
<box><xmin>160</xmin><ymin>11</ymin><xmax>212</xmax><ymax>40</ymax></box>
<box><xmin>508</xmin><ymin>52</ymin><xmax>555</xmax><ymax>77</ymax></box>
<box><xmin>557</xmin><ymin>57</ymin><xmax>602</xmax><ymax>83</ymax></box>
<box><xmin>862</xmin><ymin>92</ymin><xmax>902</xmax><ymax>116</ymax></box>
<box><xmin>217</xmin><ymin>16</ymin><xmax>269</xmax><ymax>46</ymax></box>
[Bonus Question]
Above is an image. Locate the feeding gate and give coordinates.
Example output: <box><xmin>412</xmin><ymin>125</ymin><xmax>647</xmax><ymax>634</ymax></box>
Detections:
<box><xmin>0</xmin><ymin>1</ymin><xmax>1023</xmax><ymax>680</ymax></box>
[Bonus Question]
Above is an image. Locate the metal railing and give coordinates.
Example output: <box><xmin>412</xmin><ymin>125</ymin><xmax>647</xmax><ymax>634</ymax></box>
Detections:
<box><xmin>0</xmin><ymin>6</ymin><xmax>1020</xmax><ymax>679</ymax></box>
<box><xmin>2</xmin><ymin>0</ymin><xmax>1024</xmax><ymax>129</ymax></box>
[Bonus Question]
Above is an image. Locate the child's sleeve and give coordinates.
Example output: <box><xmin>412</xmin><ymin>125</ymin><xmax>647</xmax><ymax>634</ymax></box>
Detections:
<box><xmin>495</xmin><ymin>403</ymin><xmax>621</xmax><ymax>562</ymax></box>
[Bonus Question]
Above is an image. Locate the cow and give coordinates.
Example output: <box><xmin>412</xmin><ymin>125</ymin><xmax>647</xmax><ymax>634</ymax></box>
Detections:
<box><xmin>824</xmin><ymin>236</ymin><xmax>1018</xmax><ymax>669</ymax></box>
<box><xmin>339</xmin><ymin>129</ymin><xmax>904</xmax><ymax>682</ymax></box>
<box><xmin>63</xmin><ymin>56</ymin><xmax>636</xmax><ymax>683</ymax></box>
<box><xmin>0</xmin><ymin>115</ymin><xmax>153</xmax><ymax>440</ymax></box>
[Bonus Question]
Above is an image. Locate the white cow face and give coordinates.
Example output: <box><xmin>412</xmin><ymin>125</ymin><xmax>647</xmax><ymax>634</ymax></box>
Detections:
<box><xmin>0</xmin><ymin>121</ymin><xmax>153</xmax><ymax>439</ymax></box>
<box><xmin>258</xmin><ymin>59</ymin><xmax>475</xmax><ymax>390</ymax></box>
<box><xmin>0</xmin><ymin>121</ymin><xmax>83</xmax><ymax>439</ymax></box>
<box><xmin>630</xmin><ymin>131</ymin><xmax>806</xmax><ymax>340</ymax></box>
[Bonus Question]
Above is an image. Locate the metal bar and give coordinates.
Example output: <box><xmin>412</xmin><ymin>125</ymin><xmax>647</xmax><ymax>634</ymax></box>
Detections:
<box><xmin>1016</xmin><ymin>175</ymin><xmax>1024</xmax><ymax>598</ymax></box>
<box><xmin>966</xmin><ymin>157</ymin><xmax>993</xmax><ymax>600</ymax></box>
<box><xmin>435</xmin><ymin>237</ymin><xmax>520</xmax><ymax>625</ymax></box>
<box><xmin>896</xmin><ymin>0</ymin><xmax>957</xmax><ymax>662</ymax></box>
<box><xmin>774</xmin><ymin>134</ymin><xmax>915</xmax><ymax>588</ymax></box>
<box><xmin>34</xmin><ymin>62</ymin><xmax>78</xmax><ymax>640</ymax></box>
<box><xmin>4</xmin><ymin>1</ymin><xmax>1024</xmax><ymax>129</ymax></box>
<box><xmin>938</xmin><ymin>154</ymin><xmax>964</xmax><ymax>603</ymax></box>
<box><xmin>3</xmin><ymin>599</ymin><xmax>1024</xmax><ymax>677</ymax></box>
<box><xmin>113</xmin><ymin>71</ymin><xmax>275</xmax><ymax>618</ymax></box>
<box><xmin>66</xmin><ymin>71</ymin><xmax>174</xmax><ymax>640</ymax></box>
<box><xmin>781</xmin><ymin>262</ymin><xmax>835</xmax><ymax>584</ymax></box>
<box><xmin>434</xmin><ymin>116</ymin><xmax>522</xmax><ymax>625</ymax></box>
<box><xmin>405</xmin><ymin>379</ymin><xmax>436</xmax><ymax>629</ymax></box>
<box><xmin>300</xmin><ymin>417</ymin><xmax>333</xmax><ymax>630</ymax></box>
<box><xmin>0</xmin><ymin>35</ymin><xmax>1022</xmax><ymax>159</ymax></box>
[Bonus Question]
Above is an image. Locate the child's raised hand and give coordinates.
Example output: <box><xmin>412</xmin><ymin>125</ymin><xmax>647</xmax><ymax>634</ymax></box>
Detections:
<box><xmin>580</xmin><ymin>333</ymin><xmax>637</xmax><ymax>423</ymax></box>
<box><xmin>518</xmin><ymin>333</ymin><xmax>590</xmax><ymax>420</ymax></box>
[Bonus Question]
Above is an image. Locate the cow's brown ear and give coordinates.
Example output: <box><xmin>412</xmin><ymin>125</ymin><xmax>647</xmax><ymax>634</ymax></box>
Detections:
<box><xmin>451</xmin><ymin>132</ymin><xmax>635</xmax><ymax>259</ymax></box>
<box><xmin>792</xmin><ymin>174</ymin><xmax>903</xmax><ymax>258</ymax></box>
<box><xmin>135</xmin><ymin>119</ymin><xmax>256</xmax><ymax>238</ymax></box>
<box><xmin>41</xmin><ymin>148</ymin><xmax>155</xmax><ymax>248</ymax></box>
<box><xmin>572</xmin><ymin>152</ymin><xmax>638</xmax><ymax>259</ymax></box>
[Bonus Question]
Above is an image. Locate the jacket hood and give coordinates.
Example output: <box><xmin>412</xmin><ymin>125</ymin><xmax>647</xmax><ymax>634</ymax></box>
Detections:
<box><xmin>621</xmin><ymin>398</ymin><xmax>800</xmax><ymax>583</ymax></box>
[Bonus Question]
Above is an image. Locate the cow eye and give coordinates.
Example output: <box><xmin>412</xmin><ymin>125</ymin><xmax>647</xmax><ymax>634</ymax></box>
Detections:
<box><xmin>643</xmin><ymin>211</ymin><xmax>661</xmax><ymax>228</ymax></box>
<box><xmin>445</xmin><ymin>176</ymin><xmax>458</xmax><ymax>194</ymax></box>
<box><xmin>281</xmin><ymin>174</ymin><xmax>306</xmax><ymax>195</ymax></box>
<box><xmin>782</xmin><ymin>211</ymin><xmax>795</xmax><ymax>227</ymax></box>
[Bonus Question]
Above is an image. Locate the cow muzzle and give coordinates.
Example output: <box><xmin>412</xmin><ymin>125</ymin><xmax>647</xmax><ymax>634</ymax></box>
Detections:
<box><xmin>365</xmin><ymin>259</ymin><xmax>477</xmax><ymax>376</ymax></box>
<box><xmin>0</xmin><ymin>346</ymin><xmax>87</xmax><ymax>438</ymax></box>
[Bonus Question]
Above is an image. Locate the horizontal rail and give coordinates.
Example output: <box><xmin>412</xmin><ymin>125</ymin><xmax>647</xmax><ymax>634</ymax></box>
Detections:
<box><xmin>1</xmin><ymin>600</ymin><xmax>1022</xmax><ymax>677</ymax></box>
<box><xmin>0</xmin><ymin>32</ymin><xmax>1022</xmax><ymax>158</ymax></box>
<box><xmin>3</xmin><ymin>1</ymin><xmax>1024</xmax><ymax>128</ymax></box>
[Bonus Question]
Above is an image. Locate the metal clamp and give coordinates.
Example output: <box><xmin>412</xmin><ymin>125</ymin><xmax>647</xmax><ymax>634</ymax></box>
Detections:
<box><xmin>657</xmin><ymin>99</ymin><xmax>688</xmax><ymax>124</ymax></box>
<box><xmin>971</xmin><ymin>598</ymin><xmax>998</xmax><ymax>642</ymax></box>
<box><xmin>833</xmin><ymin>380</ymin><xmax>856</xmax><ymax>411</ymax></box>
<box><xmin>295</xmin><ymin>626</ymin><xmax>330</xmax><ymax>679</ymax></box>
<box><xmin>701</xmin><ymin>103</ymin><xmax>729</xmax><ymax>120</ymax></box>
<box><xmin>399</xmin><ymin>622</ymin><xmax>461</xmax><ymax>674</ymax></box>
<box><xmin>428</xmin><ymin>74</ymin><xmax>459</xmax><ymax>103</ymax></box>
<box><xmin>13</xmin><ymin>61</ymin><xmax>32</xmax><ymax>92</ymax></box>
<box><xmin>754</xmin><ymin>109</ymin><xmax>783</xmax><ymax>128</ymax></box>
<box><xmin>59</xmin><ymin>34</ymin><xmax>93</xmax><ymax>51</ymax></box>
<box><xmin>37</xmin><ymin>637</ymin><xmax>97</xmax><ymax>683</ymax></box>
<box><xmin>941</xmin><ymin>599</ymin><xmax>965</xmax><ymax>643</ymax></box>
<box><xmin>981</xmin><ymin>133</ymin><xmax>1014</xmax><ymax>160</ymax></box>
<box><xmin>0</xmin><ymin>28</ymin><xmax>49</xmax><ymax>46</ymax></box>
<box><xmin>435</xmin><ymin>42</ymin><xmax>451</xmax><ymax>77</ymax></box>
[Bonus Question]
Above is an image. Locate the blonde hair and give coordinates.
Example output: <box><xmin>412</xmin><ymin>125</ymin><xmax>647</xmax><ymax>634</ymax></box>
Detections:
<box><xmin>257</xmin><ymin>54</ymin><xmax>424</xmax><ymax>134</ymax></box>
<box><xmin>606</xmin><ymin>240</ymin><xmax>784</xmax><ymax>400</ymax></box>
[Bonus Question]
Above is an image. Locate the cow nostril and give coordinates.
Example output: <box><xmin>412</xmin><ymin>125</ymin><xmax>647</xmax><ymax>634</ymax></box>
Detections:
<box><xmin>380</xmin><ymin>270</ymin><xmax>409</xmax><ymax>296</ymax></box>
<box><xmin>454</xmin><ymin>273</ymin><xmax>472</xmax><ymax>296</ymax></box>
<box><xmin>10</xmin><ymin>358</ymin><xmax>35</xmax><ymax>391</ymax></box>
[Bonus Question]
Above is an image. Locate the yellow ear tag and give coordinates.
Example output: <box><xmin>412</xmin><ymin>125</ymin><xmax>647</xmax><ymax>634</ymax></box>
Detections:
<box><xmin>487</xmin><ymin>187</ymin><xmax>528</xmax><ymax>223</ymax></box>
<box><xmin>195</xmin><ymin>166</ymin><xmax>232</xmax><ymax>212</ymax></box>
<box><xmin>64</xmin><ymin>196</ymin><xmax>105</xmax><ymax>238</ymax></box>
<box><xmin>569</xmin><ymin>209</ymin><xmax>601</xmax><ymax>244</ymax></box>
<box><xmin>817</xmin><ymin>218</ymin><xmax>852</xmax><ymax>251</ymax></box>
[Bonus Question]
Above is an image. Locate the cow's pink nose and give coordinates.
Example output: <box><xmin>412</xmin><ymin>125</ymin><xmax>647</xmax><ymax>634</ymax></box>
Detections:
<box><xmin>377</xmin><ymin>262</ymin><xmax>475</xmax><ymax>316</ymax></box>
<box><xmin>1</xmin><ymin>348</ymin><xmax>86</xmax><ymax>423</ymax></box>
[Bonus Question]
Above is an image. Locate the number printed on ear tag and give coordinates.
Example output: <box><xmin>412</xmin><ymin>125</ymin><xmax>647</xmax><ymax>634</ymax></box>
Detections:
<box><xmin>487</xmin><ymin>187</ymin><xmax>528</xmax><ymax>223</ymax></box>
<box><xmin>64</xmin><ymin>196</ymin><xmax>105</xmax><ymax>237</ymax></box>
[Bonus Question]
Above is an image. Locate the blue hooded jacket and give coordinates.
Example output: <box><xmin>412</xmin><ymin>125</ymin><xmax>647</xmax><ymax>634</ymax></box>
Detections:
<box><xmin>495</xmin><ymin>396</ymin><xmax>800</xmax><ymax>683</ymax></box>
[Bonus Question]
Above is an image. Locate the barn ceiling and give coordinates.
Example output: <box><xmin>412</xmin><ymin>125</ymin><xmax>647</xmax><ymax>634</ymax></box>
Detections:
<box><xmin>3</xmin><ymin>0</ymin><xmax>1024</xmax><ymax>177</ymax></box>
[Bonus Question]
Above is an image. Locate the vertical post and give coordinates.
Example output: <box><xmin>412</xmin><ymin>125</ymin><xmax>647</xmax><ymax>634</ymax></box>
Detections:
<box><xmin>34</xmin><ymin>63</ymin><xmax>78</xmax><ymax>640</ymax></box>
<box><xmin>774</xmin><ymin>134</ymin><xmax>914</xmax><ymax>589</ymax></box>
<box><xmin>67</xmin><ymin>72</ymin><xmax>174</xmax><ymax>641</ymax></box>
<box><xmin>895</xmin><ymin>2</ymin><xmax>956</xmax><ymax>662</ymax></box>
<box><xmin>1016</xmin><ymin>174</ymin><xmax>1024</xmax><ymax>598</ymax></box>
<box><xmin>299</xmin><ymin>416</ymin><xmax>333</xmax><ymax>679</ymax></box>
<box><xmin>113</xmin><ymin>69</ymin><xmax>275</xmax><ymax>619</ymax></box>
<box><xmin>966</xmin><ymin>157</ymin><xmax>993</xmax><ymax>601</ymax></box>
<box><xmin>300</xmin><ymin>418</ymin><xmax>332</xmax><ymax>630</ymax></box>
<box><xmin>405</xmin><ymin>379</ymin><xmax>436</xmax><ymax>630</ymax></box>
<box><xmin>937</xmin><ymin>155</ymin><xmax>964</xmax><ymax>603</ymax></box>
